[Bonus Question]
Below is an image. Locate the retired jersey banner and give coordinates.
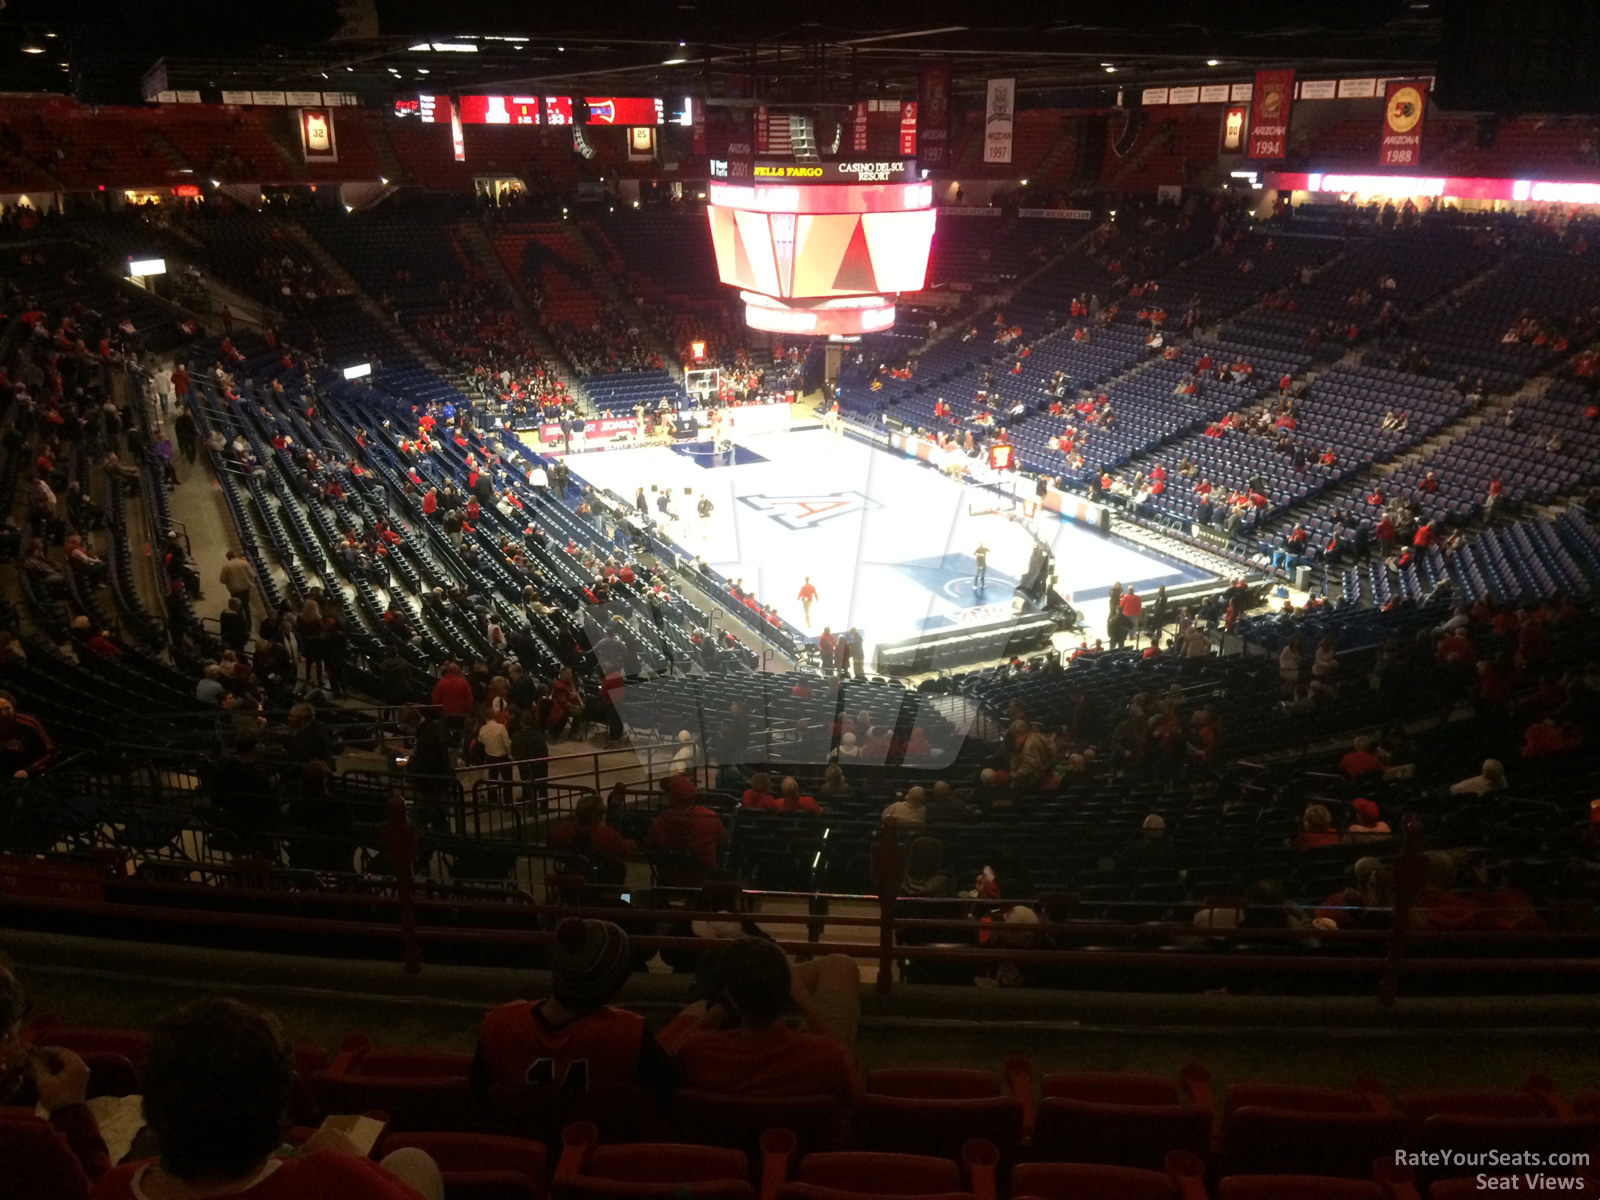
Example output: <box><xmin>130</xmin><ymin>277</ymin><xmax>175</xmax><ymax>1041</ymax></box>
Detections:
<box><xmin>983</xmin><ymin>78</ymin><xmax>1015</xmax><ymax>164</ymax></box>
<box><xmin>917</xmin><ymin>62</ymin><xmax>952</xmax><ymax>168</ymax></box>
<box><xmin>1380</xmin><ymin>79</ymin><xmax>1427</xmax><ymax>168</ymax></box>
<box><xmin>298</xmin><ymin>109</ymin><xmax>336</xmax><ymax>162</ymax></box>
<box><xmin>1246</xmin><ymin>69</ymin><xmax>1294</xmax><ymax>159</ymax></box>
<box><xmin>1221</xmin><ymin>104</ymin><xmax>1248</xmax><ymax>153</ymax></box>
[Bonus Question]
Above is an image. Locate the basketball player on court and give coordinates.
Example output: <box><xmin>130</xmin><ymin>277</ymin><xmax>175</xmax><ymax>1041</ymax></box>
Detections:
<box><xmin>973</xmin><ymin>543</ymin><xmax>988</xmax><ymax>590</ymax></box>
<box><xmin>797</xmin><ymin>577</ymin><xmax>819</xmax><ymax>627</ymax></box>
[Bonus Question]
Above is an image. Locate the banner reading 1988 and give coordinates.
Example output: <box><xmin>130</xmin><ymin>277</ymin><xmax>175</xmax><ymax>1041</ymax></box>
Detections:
<box><xmin>1380</xmin><ymin>79</ymin><xmax>1427</xmax><ymax>168</ymax></box>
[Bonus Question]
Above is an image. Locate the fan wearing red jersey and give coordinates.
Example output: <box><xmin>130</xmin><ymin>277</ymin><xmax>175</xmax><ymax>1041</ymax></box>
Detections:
<box><xmin>471</xmin><ymin>919</ymin><xmax>679</xmax><ymax>1107</ymax></box>
<box><xmin>667</xmin><ymin>937</ymin><xmax>860</xmax><ymax>1102</ymax></box>
<box><xmin>93</xmin><ymin>998</ymin><xmax>442</xmax><ymax>1200</ymax></box>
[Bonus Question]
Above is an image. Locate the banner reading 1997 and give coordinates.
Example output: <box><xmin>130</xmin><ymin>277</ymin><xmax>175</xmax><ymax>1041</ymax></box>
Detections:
<box><xmin>1247</xmin><ymin>69</ymin><xmax>1294</xmax><ymax>159</ymax></box>
<box><xmin>984</xmin><ymin>78</ymin><xmax>1015</xmax><ymax>164</ymax></box>
<box><xmin>1380</xmin><ymin>79</ymin><xmax>1427</xmax><ymax>168</ymax></box>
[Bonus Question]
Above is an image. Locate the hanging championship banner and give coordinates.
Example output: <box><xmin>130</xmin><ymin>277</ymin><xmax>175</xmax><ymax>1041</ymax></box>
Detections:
<box><xmin>983</xmin><ymin>78</ymin><xmax>1015</xmax><ymax>164</ymax></box>
<box><xmin>899</xmin><ymin>100</ymin><xmax>917</xmax><ymax>157</ymax></box>
<box><xmin>1246</xmin><ymin>69</ymin><xmax>1294</xmax><ymax>159</ymax></box>
<box><xmin>755</xmin><ymin>105</ymin><xmax>769</xmax><ymax>154</ymax></box>
<box><xmin>1379</xmin><ymin>79</ymin><xmax>1427</xmax><ymax>168</ymax></box>
<box><xmin>917</xmin><ymin>62</ymin><xmax>952</xmax><ymax>168</ymax></box>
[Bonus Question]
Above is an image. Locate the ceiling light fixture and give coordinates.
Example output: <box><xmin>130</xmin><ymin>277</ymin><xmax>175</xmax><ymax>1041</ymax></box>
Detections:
<box><xmin>1206</xmin><ymin>58</ymin><xmax>1221</xmax><ymax>66</ymax></box>
<box><xmin>663</xmin><ymin>57</ymin><xmax>687</xmax><ymax>65</ymax></box>
<box><xmin>1104</xmin><ymin>65</ymin><xmax>1116</xmax><ymax>73</ymax></box>
<box><xmin>429</xmin><ymin>42</ymin><xmax>478</xmax><ymax>52</ymax></box>
<box><xmin>21</xmin><ymin>43</ymin><xmax>45</xmax><ymax>54</ymax></box>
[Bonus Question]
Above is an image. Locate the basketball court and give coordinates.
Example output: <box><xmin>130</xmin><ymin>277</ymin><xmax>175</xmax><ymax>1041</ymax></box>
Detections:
<box><xmin>560</xmin><ymin>425</ymin><xmax>1217</xmax><ymax>658</ymax></box>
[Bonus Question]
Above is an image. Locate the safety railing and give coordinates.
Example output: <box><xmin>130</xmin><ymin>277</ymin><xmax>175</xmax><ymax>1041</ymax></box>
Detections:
<box><xmin>4</xmin><ymin>801</ymin><xmax>1598</xmax><ymax>1008</ymax></box>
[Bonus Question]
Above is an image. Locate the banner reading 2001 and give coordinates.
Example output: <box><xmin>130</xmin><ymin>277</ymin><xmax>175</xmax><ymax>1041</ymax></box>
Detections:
<box><xmin>1247</xmin><ymin>69</ymin><xmax>1294</xmax><ymax>159</ymax></box>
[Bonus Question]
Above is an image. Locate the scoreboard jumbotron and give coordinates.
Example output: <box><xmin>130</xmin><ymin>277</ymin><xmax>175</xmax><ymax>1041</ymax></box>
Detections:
<box><xmin>706</xmin><ymin>159</ymin><xmax>936</xmax><ymax>337</ymax></box>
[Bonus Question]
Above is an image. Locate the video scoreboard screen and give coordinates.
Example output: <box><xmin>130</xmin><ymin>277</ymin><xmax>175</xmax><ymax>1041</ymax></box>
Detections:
<box><xmin>405</xmin><ymin>95</ymin><xmax>573</xmax><ymax>125</ymax></box>
<box><xmin>400</xmin><ymin>94</ymin><xmax>671</xmax><ymax>128</ymax></box>
<box><xmin>584</xmin><ymin>97</ymin><xmax>664</xmax><ymax>125</ymax></box>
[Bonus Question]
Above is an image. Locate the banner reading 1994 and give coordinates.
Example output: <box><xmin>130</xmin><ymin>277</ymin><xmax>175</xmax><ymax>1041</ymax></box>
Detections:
<box><xmin>1247</xmin><ymin>69</ymin><xmax>1294</xmax><ymax>159</ymax></box>
<box><xmin>1380</xmin><ymin>79</ymin><xmax>1427</xmax><ymax>168</ymax></box>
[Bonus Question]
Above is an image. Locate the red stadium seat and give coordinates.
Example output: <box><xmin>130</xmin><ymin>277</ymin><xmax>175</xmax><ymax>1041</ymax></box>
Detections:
<box><xmin>308</xmin><ymin>1033</ymin><xmax>476</xmax><ymax>1131</ymax></box>
<box><xmin>1398</xmin><ymin>1075</ymin><xmax>1567</xmax><ymax>1120</ymax></box>
<box><xmin>1031</xmin><ymin>1096</ymin><xmax>1214</xmax><ymax>1170</ymax></box>
<box><xmin>1222</xmin><ymin>1077</ymin><xmax>1390</xmax><ymax>1117</ymax></box>
<box><xmin>337</xmin><ymin>1034</ymin><xmax>475</xmax><ymax>1080</ymax></box>
<box><xmin>849</xmin><ymin>1093</ymin><xmax>1023</xmax><ymax>1161</ymax></box>
<box><xmin>380</xmin><ymin>1132</ymin><xmax>548</xmax><ymax>1200</ymax></box>
<box><xmin>865</xmin><ymin>1069</ymin><xmax>1003</xmax><ymax>1099</ymax></box>
<box><xmin>1405</xmin><ymin>1116</ymin><xmax>1600</xmax><ymax>1184</ymax></box>
<box><xmin>793</xmin><ymin>1151</ymin><xmax>961</xmax><ymax>1193</ymax></box>
<box><xmin>671</xmin><ymin>1089</ymin><xmax>847</xmax><ymax>1155</ymax></box>
<box><xmin>1037</xmin><ymin>1072</ymin><xmax>1187</xmax><ymax>1106</ymax></box>
<box><xmin>1221</xmin><ymin>1109</ymin><xmax>1413</xmax><ymax>1178</ymax></box>
<box><xmin>25</xmin><ymin>1019</ymin><xmax>151</xmax><ymax>1068</ymax></box>
<box><xmin>1217</xmin><ymin>1160</ymin><xmax>1419</xmax><ymax>1200</ymax></box>
<box><xmin>553</xmin><ymin>1121</ymin><xmax>757</xmax><ymax>1200</ymax></box>
<box><xmin>487</xmin><ymin>1083</ymin><xmax>660</xmax><ymax>1145</ymax></box>
<box><xmin>1010</xmin><ymin>1150</ymin><xmax>1207</xmax><ymax>1200</ymax></box>
<box><xmin>0</xmin><ymin>1111</ymin><xmax>94</xmax><ymax>1200</ymax></box>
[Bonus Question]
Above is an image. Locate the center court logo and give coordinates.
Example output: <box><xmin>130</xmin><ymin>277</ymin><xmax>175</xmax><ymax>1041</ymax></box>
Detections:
<box><xmin>739</xmin><ymin>491</ymin><xmax>882</xmax><ymax>531</ymax></box>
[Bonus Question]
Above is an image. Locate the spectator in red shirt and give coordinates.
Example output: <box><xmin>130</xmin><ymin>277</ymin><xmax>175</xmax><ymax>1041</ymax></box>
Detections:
<box><xmin>1413</xmin><ymin>521</ymin><xmax>1437</xmax><ymax>549</ymax></box>
<box><xmin>94</xmin><ymin>998</ymin><xmax>443</xmax><ymax>1200</ymax></box>
<box><xmin>647</xmin><ymin>775</ymin><xmax>727</xmax><ymax>880</ymax></box>
<box><xmin>667</xmin><ymin>938</ymin><xmax>860</xmax><ymax>1102</ymax></box>
<box><xmin>1339</xmin><ymin>736</ymin><xmax>1386</xmax><ymax>779</ymax></box>
<box><xmin>1521</xmin><ymin>715</ymin><xmax>1583</xmax><ymax>759</ymax></box>
<box><xmin>775</xmin><ymin>777</ymin><xmax>822</xmax><ymax>814</ymax></box>
<box><xmin>471</xmin><ymin>918</ymin><xmax>678</xmax><ymax>1107</ymax></box>
<box><xmin>740</xmin><ymin>771</ymin><xmax>776</xmax><ymax>810</ymax></box>
<box><xmin>549</xmin><ymin>795</ymin><xmax>638</xmax><ymax>864</ymax></box>
<box><xmin>430</xmin><ymin>660</ymin><xmax>474</xmax><ymax>719</ymax></box>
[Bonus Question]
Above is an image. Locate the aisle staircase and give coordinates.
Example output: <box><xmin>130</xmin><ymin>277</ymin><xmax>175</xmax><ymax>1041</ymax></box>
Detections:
<box><xmin>456</xmin><ymin>217</ymin><xmax>587</xmax><ymax>406</ymax></box>
<box><xmin>283</xmin><ymin>221</ymin><xmax>452</xmax><ymax>377</ymax></box>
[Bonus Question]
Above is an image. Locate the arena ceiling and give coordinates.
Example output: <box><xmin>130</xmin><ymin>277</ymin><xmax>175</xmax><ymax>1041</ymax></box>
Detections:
<box><xmin>2</xmin><ymin>0</ymin><xmax>1444</xmax><ymax>109</ymax></box>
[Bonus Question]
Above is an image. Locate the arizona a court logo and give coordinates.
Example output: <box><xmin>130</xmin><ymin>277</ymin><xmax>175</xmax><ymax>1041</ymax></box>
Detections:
<box><xmin>739</xmin><ymin>490</ymin><xmax>882</xmax><ymax>530</ymax></box>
